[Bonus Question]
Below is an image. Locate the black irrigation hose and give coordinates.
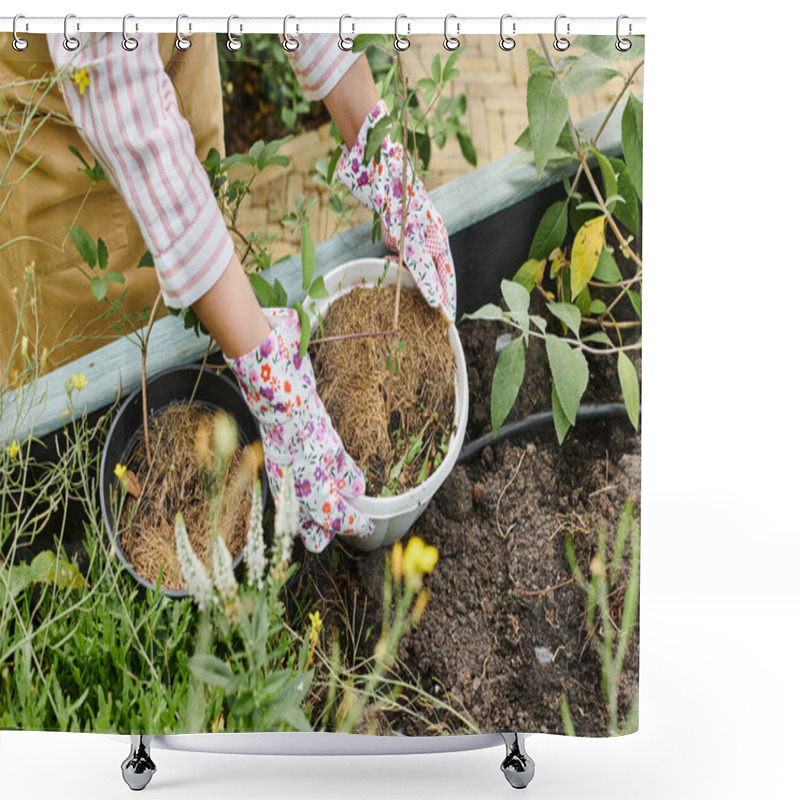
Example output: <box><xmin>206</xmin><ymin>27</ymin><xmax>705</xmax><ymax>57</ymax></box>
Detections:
<box><xmin>457</xmin><ymin>403</ymin><xmax>632</xmax><ymax>464</ymax></box>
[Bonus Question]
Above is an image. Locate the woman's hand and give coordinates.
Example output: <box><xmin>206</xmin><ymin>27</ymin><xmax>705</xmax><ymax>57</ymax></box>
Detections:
<box><xmin>336</xmin><ymin>100</ymin><xmax>457</xmax><ymax>322</ymax></box>
<box><xmin>226</xmin><ymin>308</ymin><xmax>375</xmax><ymax>553</ymax></box>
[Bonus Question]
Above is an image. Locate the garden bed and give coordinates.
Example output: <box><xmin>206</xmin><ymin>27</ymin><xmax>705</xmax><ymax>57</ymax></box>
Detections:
<box><xmin>300</xmin><ymin>309</ymin><xmax>641</xmax><ymax>736</ymax></box>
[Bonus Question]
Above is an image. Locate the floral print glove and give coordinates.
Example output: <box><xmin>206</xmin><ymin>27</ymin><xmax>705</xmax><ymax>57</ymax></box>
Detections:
<box><xmin>226</xmin><ymin>308</ymin><xmax>375</xmax><ymax>553</ymax></box>
<box><xmin>336</xmin><ymin>100</ymin><xmax>457</xmax><ymax>322</ymax></box>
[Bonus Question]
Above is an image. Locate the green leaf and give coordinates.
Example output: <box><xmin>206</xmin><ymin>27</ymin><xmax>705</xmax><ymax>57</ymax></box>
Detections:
<box><xmin>431</xmin><ymin>54</ymin><xmax>442</xmax><ymax>84</ymax></box>
<box><xmin>627</xmin><ymin>289</ymin><xmax>642</xmax><ymax>319</ymax></box>
<box><xmin>529</xmin><ymin>201</ymin><xmax>568</xmax><ymax>260</ymax></box>
<box><xmin>491</xmin><ymin>337</ymin><xmax>525</xmax><ymax>436</ymax></box>
<box><xmin>591</xmin><ymin>148</ymin><xmax>619</xmax><ymax>214</ymax></box>
<box><xmin>66</xmin><ymin>226</ymin><xmax>97</xmax><ymax>268</ymax></box>
<box><xmin>514</xmin><ymin>125</ymin><xmax>533</xmax><ymax>151</ymax></box>
<box><xmin>352</xmin><ymin>33</ymin><xmax>390</xmax><ymax>52</ymax></box>
<box><xmin>526</xmin><ymin>71</ymin><xmax>570</xmax><ymax>176</ymax></box>
<box><xmin>501</xmin><ymin>279</ymin><xmax>530</xmax><ymax>314</ymax></box>
<box><xmin>295</xmin><ymin>303</ymin><xmax>311</xmax><ymax>358</ymax></box>
<box><xmin>308</xmin><ymin>275</ymin><xmax>328</xmax><ymax>300</ymax></box>
<box><xmin>582</xmin><ymin>330</ymin><xmax>613</xmax><ymax>346</ymax></box>
<box><xmin>249</xmin><ymin>274</ymin><xmax>276</xmax><ymax>307</ymax></box>
<box><xmin>571</xmin><ymin>216</ymin><xmax>606</xmax><ymax>299</ymax></box>
<box><xmin>90</xmin><ymin>278</ymin><xmax>108</xmax><ymax>301</ymax></box>
<box><xmin>188</xmin><ymin>654</ymin><xmax>234</xmax><ymax>689</ymax></box>
<box><xmin>443</xmin><ymin>48</ymin><xmax>463</xmax><ymax>82</ymax></box>
<box><xmin>105</xmin><ymin>270</ymin><xmax>124</xmax><ymax>284</ymax></box>
<box><xmin>562</xmin><ymin>53</ymin><xmax>620</xmax><ymax>96</ymax></box>
<box><xmin>527</xmin><ymin>48</ymin><xmax>548</xmax><ymax>73</ymax></box>
<box><xmin>301</xmin><ymin>222</ymin><xmax>315</xmax><ymax>292</ymax></box>
<box><xmin>546</xmin><ymin>302</ymin><xmax>582</xmax><ymax>337</ymax></box>
<box><xmin>594</xmin><ymin>249</ymin><xmax>622</xmax><ymax>283</ymax></box>
<box><xmin>462</xmin><ymin>303</ymin><xmax>507</xmax><ymax>323</ymax></box>
<box><xmin>363</xmin><ymin>117</ymin><xmax>393</xmax><ymax>165</ymax></box>
<box><xmin>621</xmin><ymin>94</ymin><xmax>644</xmax><ymax>200</ymax></box>
<box><xmin>551</xmin><ymin>386</ymin><xmax>571</xmax><ymax>444</ymax></box>
<box><xmin>617</xmin><ymin>351</ymin><xmax>640</xmax><ymax>430</ymax></box>
<box><xmin>546</xmin><ymin>335</ymin><xmax>589</xmax><ymax>425</ymax></box>
<box><xmin>513</xmin><ymin>258</ymin><xmax>545</xmax><ymax>292</ymax></box>
<box><xmin>456</xmin><ymin>131</ymin><xmax>477</xmax><ymax>166</ymax></box>
<box><xmin>97</xmin><ymin>238</ymin><xmax>108</xmax><ymax>270</ymax></box>
<box><xmin>137</xmin><ymin>251</ymin><xmax>155</xmax><ymax>268</ymax></box>
<box><xmin>609</xmin><ymin>157</ymin><xmax>640</xmax><ymax>235</ymax></box>
<box><xmin>560</xmin><ymin>695</ymin><xmax>577</xmax><ymax>736</ymax></box>
<box><xmin>7</xmin><ymin>550</ymin><xmax>86</xmax><ymax>600</ymax></box>
<box><xmin>588</xmin><ymin>299</ymin><xmax>606</xmax><ymax>314</ymax></box>
<box><xmin>273</xmin><ymin>279</ymin><xmax>288</xmax><ymax>308</ymax></box>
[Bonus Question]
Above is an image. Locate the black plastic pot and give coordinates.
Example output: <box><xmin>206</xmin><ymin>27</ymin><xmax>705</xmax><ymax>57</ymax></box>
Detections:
<box><xmin>99</xmin><ymin>365</ymin><xmax>268</xmax><ymax>599</ymax></box>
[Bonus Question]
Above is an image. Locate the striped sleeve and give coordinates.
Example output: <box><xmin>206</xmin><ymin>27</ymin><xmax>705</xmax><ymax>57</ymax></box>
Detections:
<box><xmin>286</xmin><ymin>34</ymin><xmax>362</xmax><ymax>100</ymax></box>
<box><xmin>47</xmin><ymin>33</ymin><xmax>233</xmax><ymax>310</ymax></box>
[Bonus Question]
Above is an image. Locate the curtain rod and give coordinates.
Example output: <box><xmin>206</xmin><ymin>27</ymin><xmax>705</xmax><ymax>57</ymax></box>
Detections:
<box><xmin>1</xmin><ymin>16</ymin><xmax>646</xmax><ymax>37</ymax></box>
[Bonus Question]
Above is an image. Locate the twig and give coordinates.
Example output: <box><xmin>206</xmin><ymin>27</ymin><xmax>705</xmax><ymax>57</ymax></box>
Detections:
<box><xmin>140</xmin><ymin>290</ymin><xmax>163</xmax><ymax>469</ymax></box>
<box><xmin>308</xmin><ymin>329</ymin><xmax>394</xmax><ymax>347</ymax></box>
<box><xmin>495</xmin><ymin>450</ymin><xmax>527</xmax><ymax>539</ymax></box>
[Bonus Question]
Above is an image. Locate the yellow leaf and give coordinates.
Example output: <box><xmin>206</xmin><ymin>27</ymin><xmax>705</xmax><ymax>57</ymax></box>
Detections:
<box><xmin>571</xmin><ymin>216</ymin><xmax>606</xmax><ymax>300</ymax></box>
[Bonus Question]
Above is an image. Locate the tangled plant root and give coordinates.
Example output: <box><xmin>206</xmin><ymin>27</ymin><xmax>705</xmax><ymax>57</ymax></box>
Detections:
<box><xmin>121</xmin><ymin>402</ymin><xmax>259</xmax><ymax>590</ymax></box>
<box><xmin>312</xmin><ymin>284</ymin><xmax>455</xmax><ymax>494</ymax></box>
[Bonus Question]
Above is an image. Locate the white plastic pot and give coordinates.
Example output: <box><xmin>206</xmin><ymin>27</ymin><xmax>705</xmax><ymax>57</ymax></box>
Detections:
<box><xmin>306</xmin><ymin>258</ymin><xmax>469</xmax><ymax>551</ymax></box>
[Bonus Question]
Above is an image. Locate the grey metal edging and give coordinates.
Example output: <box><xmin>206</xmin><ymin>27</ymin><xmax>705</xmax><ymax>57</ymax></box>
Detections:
<box><xmin>0</xmin><ymin>100</ymin><xmax>627</xmax><ymax>445</ymax></box>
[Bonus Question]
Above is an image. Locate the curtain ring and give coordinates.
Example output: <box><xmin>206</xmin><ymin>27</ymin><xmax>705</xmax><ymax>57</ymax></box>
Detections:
<box><xmin>443</xmin><ymin>14</ymin><xmax>460</xmax><ymax>51</ymax></box>
<box><xmin>175</xmin><ymin>14</ymin><xmax>191</xmax><ymax>51</ymax></box>
<box><xmin>63</xmin><ymin>13</ymin><xmax>80</xmax><ymax>51</ymax></box>
<box><xmin>283</xmin><ymin>15</ymin><xmax>299</xmax><ymax>52</ymax></box>
<box><xmin>394</xmin><ymin>15</ymin><xmax>410</xmax><ymax>51</ymax></box>
<box><xmin>12</xmin><ymin>15</ymin><xmax>29</xmax><ymax>51</ymax></box>
<box><xmin>499</xmin><ymin>14</ymin><xmax>515</xmax><ymax>51</ymax></box>
<box><xmin>553</xmin><ymin>14</ymin><xmax>570</xmax><ymax>51</ymax></box>
<box><xmin>616</xmin><ymin>15</ymin><xmax>632</xmax><ymax>52</ymax></box>
<box><xmin>121</xmin><ymin>15</ymin><xmax>138</xmax><ymax>51</ymax></box>
<box><xmin>226</xmin><ymin>15</ymin><xmax>242</xmax><ymax>52</ymax></box>
<box><xmin>338</xmin><ymin>15</ymin><xmax>354</xmax><ymax>51</ymax></box>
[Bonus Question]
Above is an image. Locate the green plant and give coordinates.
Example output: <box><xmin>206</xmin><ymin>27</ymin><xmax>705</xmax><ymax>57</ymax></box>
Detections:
<box><xmin>466</xmin><ymin>37</ymin><xmax>644</xmax><ymax>441</ymax></box>
<box><xmin>562</xmin><ymin>498</ymin><xmax>640</xmax><ymax>736</ymax></box>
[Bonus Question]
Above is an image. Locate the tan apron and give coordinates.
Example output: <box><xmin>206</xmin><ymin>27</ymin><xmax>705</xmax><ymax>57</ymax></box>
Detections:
<box><xmin>0</xmin><ymin>33</ymin><xmax>225</xmax><ymax>380</ymax></box>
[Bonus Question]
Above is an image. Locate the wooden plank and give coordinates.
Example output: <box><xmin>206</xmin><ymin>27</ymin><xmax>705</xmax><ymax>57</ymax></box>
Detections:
<box><xmin>0</xmin><ymin>101</ymin><xmax>627</xmax><ymax>445</ymax></box>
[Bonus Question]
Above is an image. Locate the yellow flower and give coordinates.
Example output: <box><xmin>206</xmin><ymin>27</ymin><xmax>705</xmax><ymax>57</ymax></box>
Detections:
<box><xmin>114</xmin><ymin>463</ymin><xmax>127</xmax><ymax>480</ymax></box>
<box><xmin>5</xmin><ymin>440</ymin><xmax>20</xmax><ymax>460</ymax></box>
<box><xmin>308</xmin><ymin>611</ymin><xmax>322</xmax><ymax>636</ymax></box>
<box><xmin>72</xmin><ymin>68</ymin><xmax>90</xmax><ymax>96</ymax></box>
<box><xmin>391</xmin><ymin>540</ymin><xmax>403</xmax><ymax>583</ymax></box>
<box><xmin>65</xmin><ymin>373</ymin><xmax>88</xmax><ymax>393</ymax></box>
<box><xmin>402</xmin><ymin>536</ymin><xmax>439</xmax><ymax>589</ymax></box>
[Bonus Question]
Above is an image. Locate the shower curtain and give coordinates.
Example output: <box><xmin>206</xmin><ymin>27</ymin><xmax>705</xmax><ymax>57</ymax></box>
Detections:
<box><xmin>0</xmin><ymin>25</ymin><xmax>643</xmax><ymax>743</ymax></box>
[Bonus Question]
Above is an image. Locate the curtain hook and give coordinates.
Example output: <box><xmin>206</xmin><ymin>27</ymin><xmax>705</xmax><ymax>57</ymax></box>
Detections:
<box><xmin>499</xmin><ymin>14</ymin><xmax>515</xmax><ymax>51</ymax></box>
<box><xmin>12</xmin><ymin>15</ymin><xmax>29</xmax><ymax>51</ymax></box>
<box><xmin>63</xmin><ymin>13</ymin><xmax>80</xmax><ymax>51</ymax></box>
<box><xmin>444</xmin><ymin>14</ymin><xmax>460</xmax><ymax>51</ymax></box>
<box><xmin>394</xmin><ymin>15</ymin><xmax>410</xmax><ymax>51</ymax></box>
<box><xmin>227</xmin><ymin>15</ymin><xmax>242</xmax><ymax>52</ymax></box>
<box><xmin>616</xmin><ymin>15</ymin><xmax>632</xmax><ymax>52</ymax></box>
<box><xmin>283</xmin><ymin>15</ymin><xmax>299</xmax><ymax>52</ymax></box>
<box><xmin>175</xmin><ymin>14</ymin><xmax>191</xmax><ymax>51</ymax></box>
<box><xmin>553</xmin><ymin>14</ymin><xmax>570</xmax><ymax>51</ymax></box>
<box><xmin>121</xmin><ymin>14</ymin><xmax>139</xmax><ymax>51</ymax></box>
<box><xmin>338</xmin><ymin>15</ymin><xmax>354</xmax><ymax>51</ymax></box>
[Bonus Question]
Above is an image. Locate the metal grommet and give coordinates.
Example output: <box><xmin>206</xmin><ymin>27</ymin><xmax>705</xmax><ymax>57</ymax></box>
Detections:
<box><xmin>443</xmin><ymin>14</ymin><xmax>460</xmax><ymax>51</ymax></box>
<box><xmin>226</xmin><ymin>15</ymin><xmax>242</xmax><ymax>52</ymax></box>
<box><xmin>499</xmin><ymin>14</ymin><xmax>515</xmax><ymax>51</ymax></box>
<box><xmin>394</xmin><ymin>14</ymin><xmax>410</xmax><ymax>51</ymax></box>
<box><xmin>175</xmin><ymin>14</ymin><xmax>191</xmax><ymax>51</ymax></box>
<box><xmin>338</xmin><ymin>15</ymin><xmax>354</xmax><ymax>51</ymax></box>
<box><xmin>616</xmin><ymin>15</ymin><xmax>632</xmax><ymax>52</ymax></box>
<box><xmin>553</xmin><ymin>14</ymin><xmax>570</xmax><ymax>51</ymax></box>
<box><xmin>12</xmin><ymin>15</ymin><xmax>29</xmax><ymax>51</ymax></box>
<box><xmin>121</xmin><ymin>14</ymin><xmax>138</xmax><ymax>51</ymax></box>
<box><xmin>282</xmin><ymin>15</ymin><xmax>299</xmax><ymax>52</ymax></box>
<box><xmin>63</xmin><ymin>13</ymin><xmax>80</xmax><ymax>51</ymax></box>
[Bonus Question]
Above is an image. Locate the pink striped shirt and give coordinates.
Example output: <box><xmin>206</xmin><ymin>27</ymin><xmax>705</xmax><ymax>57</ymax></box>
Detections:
<box><xmin>47</xmin><ymin>33</ymin><xmax>360</xmax><ymax>309</ymax></box>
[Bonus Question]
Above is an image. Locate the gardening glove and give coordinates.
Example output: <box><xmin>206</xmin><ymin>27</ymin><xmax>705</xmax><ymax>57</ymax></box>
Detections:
<box><xmin>226</xmin><ymin>308</ymin><xmax>375</xmax><ymax>553</ymax></box>
<box><xmin>336</xmin><ymin>100</ymin><xmax>457</xmax><ymax>322</ymax></box>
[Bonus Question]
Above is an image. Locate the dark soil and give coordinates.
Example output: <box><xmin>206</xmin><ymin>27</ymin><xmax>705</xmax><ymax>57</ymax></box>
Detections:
<box><xmin>305</xmin><ymin>316</ymin><xmax>641</xmax><ymax>736</ymax></box>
